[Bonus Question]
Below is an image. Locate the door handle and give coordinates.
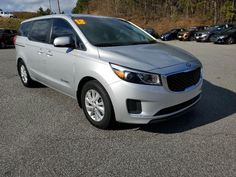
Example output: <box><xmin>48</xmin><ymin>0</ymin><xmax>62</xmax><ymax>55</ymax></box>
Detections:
<box><xmin>37</xmin><ymin>48</ymin><xmax>44</xmax><ymax>55</ymax></box>
<box><xmin>46</xmin><ymin>50</ymin><xmax>53</xmax><ymax>57</ymax></box>
<box><xmin>37</xmin><ymin>51</ymin><xmax>44</xmax><ymax>55</ymax></box>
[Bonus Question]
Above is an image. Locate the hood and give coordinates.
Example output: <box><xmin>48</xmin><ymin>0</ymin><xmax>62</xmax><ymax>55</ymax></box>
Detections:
<box><xmin>196</xmin><ymin>30</ymin><xmax>211</xmax><ymax>34</ymax></box>
<box><xmin>219</xmin><ymin>31</ymin><xmax>233</xmax><ymax>36</ymax></box>
<box><xmin>178</xmin><ymin>31</ymin><xmax>188</xmax><ymax>35</ymax></box>
<box><xmin>98</xmin><ymin>42</ymin><xmax>198</xmax><ymax>71</ymax></box>
<box><xmin>161</xmin><ymin>32</ymin><xmax>171</xmax><ymax>36</ymax></box>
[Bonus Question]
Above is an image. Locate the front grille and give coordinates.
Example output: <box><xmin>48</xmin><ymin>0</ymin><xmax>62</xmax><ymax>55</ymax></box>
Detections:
<box><xmin>167</xmin><ymin>67</ymin><xmax>201</xmax><ymax>92</ymax></box>
<box><xmin>154</xmin><ymin>94</ymin><xmax>200</xmax><ymax>116</ymax></box>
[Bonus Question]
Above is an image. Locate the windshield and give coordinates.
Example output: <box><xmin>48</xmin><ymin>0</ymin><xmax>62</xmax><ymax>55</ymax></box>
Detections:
<box><xmin>226</xmin><ymin>28</ymin><xmax>236</xmax><ymax>33</ymax></box>
<box><xmin>73</xmin><ymin>17</ymin><xmax>156</xmax><ymax>47</ymax></box>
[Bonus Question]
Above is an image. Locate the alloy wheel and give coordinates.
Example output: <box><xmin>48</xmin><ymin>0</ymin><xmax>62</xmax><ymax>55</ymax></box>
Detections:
<box><xmin>85</xmin><ymin>89</ymin><xmax>105</xmax><ymax>122</ymax></box>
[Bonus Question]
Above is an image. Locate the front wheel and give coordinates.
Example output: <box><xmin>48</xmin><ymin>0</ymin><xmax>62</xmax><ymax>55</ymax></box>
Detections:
<box><xmin>227</xmin><ymin>37</ymin><xmax>235</xmax><ymax>44</ymax></box>
<box><xmin>81</xmin><ymin>80</ymin><xmax>114</xmax><ymax>129</ymax></box>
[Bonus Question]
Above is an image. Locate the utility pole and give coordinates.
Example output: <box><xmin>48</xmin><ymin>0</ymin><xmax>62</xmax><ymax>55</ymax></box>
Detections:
<box><xmin>48</xmin><ymin>0</ymin><xmax>52</xmax><ymax>14</ymax></box>
<box><xmin>57</xmin><ymin>0</ymin><xmax>61</xmax><ymax>14</ymax></box>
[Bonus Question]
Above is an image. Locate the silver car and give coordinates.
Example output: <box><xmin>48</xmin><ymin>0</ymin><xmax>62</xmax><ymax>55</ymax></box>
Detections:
<box><xmin>15</xmin><ymin>14</ymin><xmax>203</xmax><ymax>129</ymax></box>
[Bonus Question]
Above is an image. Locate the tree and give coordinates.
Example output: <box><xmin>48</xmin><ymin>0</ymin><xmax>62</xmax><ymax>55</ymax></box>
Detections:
<box><xmin>221</xmin><ymin>0</ymin><xmax>235</xmax><ymax>22</ymax></box>
<box><xmin>37</xmin><ymin>7</ymin><xmax>51</xmax><ymax>15</ymax></box>
<box><xmin>72</xmin><ymin>0</ymin><xmax>89</xmax><ymax>13</ymax></box>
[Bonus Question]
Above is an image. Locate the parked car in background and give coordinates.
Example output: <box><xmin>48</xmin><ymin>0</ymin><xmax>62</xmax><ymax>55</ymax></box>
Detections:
<box><xmin>0</xmin><ymin>29</ymin><xmax>17</xmax><ymax>48</ymax></box>
<box><xmin>0</xmin><ymin>9</ymin><xmax>14</xmax><ymax>18</ymax></box>
<box><xmin>214</xmin><ymin>27</ymin><xmax>236</xmax><ymax>44</ymax></box>
<box><xmin>195</xmin><ymin>24</ymin><xmax>234</xmax><ymax>42</ymax></box>
<box><xmin>143</xmin><ymin>28</ymin><xmax>159</xmax><ymax>38</ymax></box>
<box><xmin>177</xmin><ymin>26</ymin><xmax>206</xmax><ymax>41</ymax></box>
<box><xmin>209</xmin><ymin>27</ymin><xmax>235</xmax><ymax>42</ymax></box>
<box><xmin>160</xmin><ymin>28</ymin><xmax>185</xmax><ymax>41</ymax></box>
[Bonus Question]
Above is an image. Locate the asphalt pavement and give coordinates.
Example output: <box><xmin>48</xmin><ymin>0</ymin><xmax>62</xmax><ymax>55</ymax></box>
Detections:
<box><xmin>0</xmin><ymin>42</ymin><xmax>235</xmax><ymax>177</ymax></box>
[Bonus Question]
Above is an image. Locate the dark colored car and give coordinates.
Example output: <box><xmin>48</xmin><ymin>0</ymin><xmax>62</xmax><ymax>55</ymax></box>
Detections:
<box><xmin>214</xmin><ymin>28</ymin><xmax>236</xmax><ymax>44</ymax></box>
<box><xmin>195</xmin><ymin>24</ymin><xmax>234</xmax><ymax>42</ymax></box>
<box><xmin>160</xmin><ymin>28</ymin><xmax>185</xmax><ymax>41</ymax></box>
<box><xmin>143</xmin><ymin>28</ymin><xmax>159</xmax><ymax>38</ymax></box>
<box><xmin>0</xmin><ymin>29</ymin><xmax>17</xmax><ymax>48</ymax></box>
<box><xmin>177</xmin><ymin>26</ymin><xmax>206</xmax><ymax>41</ymax></box>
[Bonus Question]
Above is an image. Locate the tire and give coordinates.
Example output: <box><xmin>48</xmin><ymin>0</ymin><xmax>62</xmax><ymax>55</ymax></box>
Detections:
<box><xmin>227</xmin><ymin>37</ymin><xmax>235</xmax><ymax>44</ymax></box>
<box><xmin>189</xmin><ymin>36</ymin><xmax>195</xmax><ymax>41</ymax></box>
<box><xmin>81</xmin><ymin>80</ymin><xmax>114</xmax><ymax>129</ymax></box>
<box><xmin>17</xmin><ymin>60</ymin><xmax>36</xmax><ymax>87</ymax></box>
<box><xmin>0</xmin><ymin>42</ymin><xmax>5</xmax><ymax>49</ymax></box>
<box><xmin>209</xmin><ymin>35</ymin><xmax>215</xmax><ymax>42</ymax></box>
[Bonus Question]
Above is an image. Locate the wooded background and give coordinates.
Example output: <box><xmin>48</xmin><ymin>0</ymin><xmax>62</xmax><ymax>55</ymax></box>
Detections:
<box><xmin>72</xmin><ymin>0</ymin><xmax>236</xmax><ymax>32</ymax></box>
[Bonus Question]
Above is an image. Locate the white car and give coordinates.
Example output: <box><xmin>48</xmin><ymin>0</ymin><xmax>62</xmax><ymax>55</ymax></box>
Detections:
<box><xmin>16</xmin><ymin>14</ymin><xmax>203</xmax><ymax>129</ymax></box>
<box><xmin>0</xmin><ymin>10</ymin><xmax>14</xmax><ymax>18</ymax></box>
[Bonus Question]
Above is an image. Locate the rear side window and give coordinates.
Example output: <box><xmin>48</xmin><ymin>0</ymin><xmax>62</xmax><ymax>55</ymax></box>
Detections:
<box><xmin>29</xmin><ymin>19</ymin><xmax>52</xmax><ymax>43</ymax></box>
<box><xmin>18</xmin><ymin>22</ymin><xmax>32</xmax><ymax>37</ymax></box>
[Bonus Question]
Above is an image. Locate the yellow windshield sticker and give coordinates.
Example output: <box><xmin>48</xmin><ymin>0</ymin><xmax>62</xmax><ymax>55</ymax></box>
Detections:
<box><xmin>74</xmin><ymin>19</ymin><xmax>86</xmax><ymax>25</ymax></box>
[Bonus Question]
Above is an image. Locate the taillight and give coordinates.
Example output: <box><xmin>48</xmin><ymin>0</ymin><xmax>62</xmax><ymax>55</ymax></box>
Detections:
<box><xmin>13</xmin><ymin>36</ymin><xmax>17</xmax><ymax>45</ymax></box>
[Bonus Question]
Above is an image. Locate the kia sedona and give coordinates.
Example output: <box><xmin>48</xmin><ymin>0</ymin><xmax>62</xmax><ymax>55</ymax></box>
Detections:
<box><xmin>15</xmin><ymin>14</ymin><xmax>203</xmax><ymax>129</ymax></box>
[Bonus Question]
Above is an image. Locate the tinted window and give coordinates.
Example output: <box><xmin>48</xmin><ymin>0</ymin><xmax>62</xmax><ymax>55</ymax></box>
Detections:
<box><xmin>51</xmin><ymin>18</ymin><xmax>85</xmax><ymax>50</ymax></box>
<box><xmin>29</xmin><ymin>20</ymin><xmax>51</xmax><ymax>43</ymax></box>
<box><xmin>18</xmin><ymin>22</ymin><xmax>32</xmax><ymax>37</ymax></box>
<box><xmin>51</xmin><ymin>19</ymin><xmax>75</xmax><ymax>42</ymax></box>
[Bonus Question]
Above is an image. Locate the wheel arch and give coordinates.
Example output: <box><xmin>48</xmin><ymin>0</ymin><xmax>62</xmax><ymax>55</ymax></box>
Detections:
<box><xmin>76</xmin><ymin>76</ymin><xmax>115</xmax><ymax>121</ymax></box>
<box><xmin>76</xmin><ymin>76</ymin><xmax>95</xmax><ymax>108</ymax></box>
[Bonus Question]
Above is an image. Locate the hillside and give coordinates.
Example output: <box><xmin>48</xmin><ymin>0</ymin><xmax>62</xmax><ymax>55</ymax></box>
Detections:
<box><xmin>0</xmin><ymin>18</ymin><xmax>22</xmax><ymax>30</ymax></box>
<box><xmin>73</xmin><ymin>0</ymin><xmax>236</xmax><ymax>33</ymax></box>
<box><xmin>0</xmin><ymin>12</ymin><xmax>38</xmax><ymax>30</ymax></box>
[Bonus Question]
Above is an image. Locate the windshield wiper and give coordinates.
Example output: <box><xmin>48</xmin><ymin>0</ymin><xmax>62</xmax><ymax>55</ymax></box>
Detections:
<box><xmin>95</xmin><ymin>40</ymin><xmax>157</xmax><ymax>47</ymax></box>
<box><xmin>128</xmin><ymin>40</ymin><xmax>157</xmax><ymax>45</ymax></box>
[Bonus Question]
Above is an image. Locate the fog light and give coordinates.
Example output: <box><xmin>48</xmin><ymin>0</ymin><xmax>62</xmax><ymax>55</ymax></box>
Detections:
<box><xmin>127</xmin><ymin>99</ymin><xmax>142</xmax><ymax>114</ymax></box>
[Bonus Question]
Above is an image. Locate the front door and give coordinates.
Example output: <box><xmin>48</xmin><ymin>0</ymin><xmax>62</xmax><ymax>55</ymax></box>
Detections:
<box><xmin>44</xmin><ymin>18</ymin><xmax>85</xmax><ymax>96</ymax></box>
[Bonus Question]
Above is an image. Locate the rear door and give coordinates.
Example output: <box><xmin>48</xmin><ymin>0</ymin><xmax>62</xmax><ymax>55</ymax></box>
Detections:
<box><xmin>27</xmin><ymin>19</ymin><xmax>52</xmax><ymax>81</ymax></box>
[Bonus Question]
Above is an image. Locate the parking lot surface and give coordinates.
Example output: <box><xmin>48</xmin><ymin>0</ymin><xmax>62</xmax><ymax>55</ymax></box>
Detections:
<box><xmin>0</xmin><ymin>42</ymin><xmax>235</xmax><ymax>177</ymax></box>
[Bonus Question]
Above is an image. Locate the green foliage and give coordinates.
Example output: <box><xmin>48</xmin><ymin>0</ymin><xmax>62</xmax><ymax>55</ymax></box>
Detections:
<box><xmin>13</xmin><ymin>12</ymin><xmax>39</xmax><ymax>19</ymax></box>
<box><xmin>37</xmin><ymin>7</ymin><xmax>51</xmax><ymax>15</ymax></box>
<box><xmin>221</xmin><ymin>0</ymin><xmax>235</xmax><ymax>22</ymax></box>
<box><xmin>72</xmin><ymin>0</ymin><xmax>89</xmax><ymax>13</ymax></box>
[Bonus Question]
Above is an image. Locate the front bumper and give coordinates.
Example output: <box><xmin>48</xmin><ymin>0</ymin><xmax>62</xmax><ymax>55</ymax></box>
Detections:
<box><xmin>109</xmin><ymin>76</ymin><xmax>203</xmax><ymax>124</ymax></box>
<box><xmin>214</xmin><ymin>38</ymin><xmax>227</xmax><ymax>44</ymax></box>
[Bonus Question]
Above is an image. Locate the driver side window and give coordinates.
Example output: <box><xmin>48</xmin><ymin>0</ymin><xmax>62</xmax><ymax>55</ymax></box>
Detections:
<box><xmin>51</xmin><ymin>18</ymin><xmax>85</xmax><ymax>50</ymax></box>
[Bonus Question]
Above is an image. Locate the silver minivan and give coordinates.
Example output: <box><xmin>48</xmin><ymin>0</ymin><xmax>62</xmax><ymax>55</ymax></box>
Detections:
<box><xmin>15</xmin><ymin>14</ymin><xmax>203</xmax><ymax>129</ymax></box>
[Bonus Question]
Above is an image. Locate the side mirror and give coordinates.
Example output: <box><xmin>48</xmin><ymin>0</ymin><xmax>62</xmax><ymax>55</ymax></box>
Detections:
<box><xmin>53</xmin><ymin>36</ymin><xmax>75</xmax><ymax>48</ymax></box>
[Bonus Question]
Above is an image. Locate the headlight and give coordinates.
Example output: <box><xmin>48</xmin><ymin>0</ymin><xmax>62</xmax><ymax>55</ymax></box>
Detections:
<box><xmin>201</xmin><ymin>33</ymin><xmax>208</xmax><ymax>37</ymax></box>
<box><xmin>110</xmin><ymin>63</ymin><xmax>161</xmax><ymax>85</ymax></box>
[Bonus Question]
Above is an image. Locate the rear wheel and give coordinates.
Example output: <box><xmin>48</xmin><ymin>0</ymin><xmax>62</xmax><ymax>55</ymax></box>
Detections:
<box><xmin>18</xmin><ymin>60</ymin><xmax>35</xmax><ymax>87</ymax></box>
<box><xmin>227</xmin><ymin>37</ymin><xmax>235</xmax><ymax>44</ymax></box>
<box><xmin>81</xmin><ymin>80</ymin><xmax>114</xmax><ymax>129</ymax></box>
